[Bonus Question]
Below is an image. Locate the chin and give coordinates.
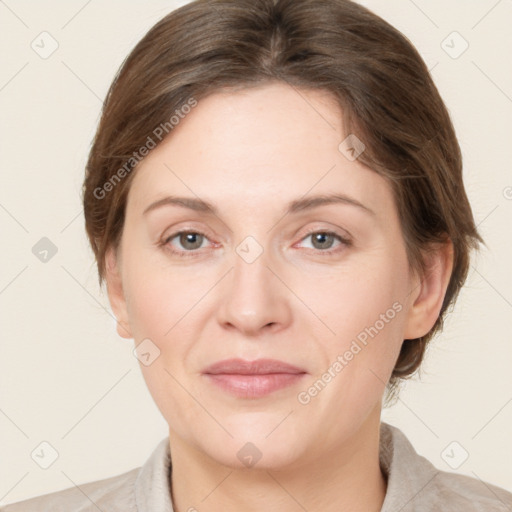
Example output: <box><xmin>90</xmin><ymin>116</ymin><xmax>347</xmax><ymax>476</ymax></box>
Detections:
<box><xmin>205</xmin><ymin>436</ymin><xmax>303</xmax><ymax>471</ymax></box>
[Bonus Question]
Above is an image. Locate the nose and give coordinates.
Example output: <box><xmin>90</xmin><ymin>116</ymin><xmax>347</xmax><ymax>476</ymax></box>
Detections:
<box><xmin>216</xmin><ymin>241</ymin><xmax>292</xmax><ymax>336</ymax></box>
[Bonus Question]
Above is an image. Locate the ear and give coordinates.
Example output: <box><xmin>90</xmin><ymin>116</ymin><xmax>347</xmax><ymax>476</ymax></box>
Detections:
<box><xmin>104</xmin><ymin>246</ymin><xmax>133</xmax><ymax>339</ymax></box>
<box><xmin>403</xmin><ymin>239</ymin><xmax>454</xmax><ymax>340</ymax></box>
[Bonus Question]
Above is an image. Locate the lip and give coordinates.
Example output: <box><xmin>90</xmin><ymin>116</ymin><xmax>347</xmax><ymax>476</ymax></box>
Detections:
<box><xmin>203</xmin><ymin>358</ymin><xmax>306</xmax><ymax>375</ymax></box>
<box><xmin>202</xmin><ymin>358</ymin><xmax>307</xmax><ymax>399</ymax></box>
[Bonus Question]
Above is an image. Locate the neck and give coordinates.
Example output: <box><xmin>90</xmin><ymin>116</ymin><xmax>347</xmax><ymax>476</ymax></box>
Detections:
<box><xmin>168</xmin><ymin>410</ymin><xmax>387</xmax><ymax>512</ymax></box>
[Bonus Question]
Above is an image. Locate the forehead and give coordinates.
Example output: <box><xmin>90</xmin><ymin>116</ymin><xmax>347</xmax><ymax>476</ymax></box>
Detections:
<box><xmin>126</xmin><ymin>82</ymin><xmax>395</xmax><ymax>219</ymax></box>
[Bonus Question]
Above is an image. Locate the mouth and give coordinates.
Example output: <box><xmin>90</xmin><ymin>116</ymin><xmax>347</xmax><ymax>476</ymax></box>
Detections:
<box><xmin>202</xmin><ymin>358</ymin><xmax>307</xmax><ymax>399</ymax></box>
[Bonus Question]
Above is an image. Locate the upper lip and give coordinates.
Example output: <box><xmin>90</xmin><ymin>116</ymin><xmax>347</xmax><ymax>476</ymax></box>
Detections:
<box><xmin>203</xmin><ymin>358</ymin><xmax>306</xmax><ymax>375</ymax></box>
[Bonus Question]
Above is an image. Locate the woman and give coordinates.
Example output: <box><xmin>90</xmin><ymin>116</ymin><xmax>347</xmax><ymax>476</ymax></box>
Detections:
<box><xmin>3</xmin><ymin>0</ymin><xmax>511</xmax><ymax>510</ymax></box>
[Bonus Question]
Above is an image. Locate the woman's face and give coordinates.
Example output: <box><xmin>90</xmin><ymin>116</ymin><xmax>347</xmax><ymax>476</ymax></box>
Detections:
<box><xmin>107</xmin><ymin>82</ymin><xmax>426</xmax><ymax>469</ymax></box>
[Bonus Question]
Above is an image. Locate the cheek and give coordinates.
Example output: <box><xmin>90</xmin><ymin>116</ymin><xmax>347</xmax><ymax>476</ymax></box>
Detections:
<box><xmin>122</xmin><ymin>247</ymin><xmax>207</xmax><ymax>341</ymax></box>
<box><xmin>304</xmin><ymin>253</ymin><xmax>409</xmax><ymax>406</ymax></box>
<box><xmin>313</xmin><ymin>256</ymin><xmax>408</xmax><ymax>349</ymax></box>
<box><xmin>121</xmin><ymin>259</ymin><xmax>208</xmax><ymax>428</ymax></box>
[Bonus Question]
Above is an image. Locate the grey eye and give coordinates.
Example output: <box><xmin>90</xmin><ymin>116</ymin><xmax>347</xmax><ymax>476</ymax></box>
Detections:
<box><xmin>178</xmin><ymin>232</ymin><xmax>205</xmax><ymax>250</ymax></box>
<box><xmin>308</xmin><ymin>232</ymin><xmax>336</xmax><ymax>250</ymax></box>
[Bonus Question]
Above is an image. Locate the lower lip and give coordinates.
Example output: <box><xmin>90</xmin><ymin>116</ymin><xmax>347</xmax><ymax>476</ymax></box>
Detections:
<box><xmin>204</xmin><ymin>373</ymin><xmax>306</xmax><ymax>398</ymax></box>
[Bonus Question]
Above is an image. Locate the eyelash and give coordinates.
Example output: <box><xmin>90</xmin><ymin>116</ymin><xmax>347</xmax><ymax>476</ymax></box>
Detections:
<box><xmin>160</xmin><ymin>228</ymin><xmax>352</xmax><ymax>259</ymax></box>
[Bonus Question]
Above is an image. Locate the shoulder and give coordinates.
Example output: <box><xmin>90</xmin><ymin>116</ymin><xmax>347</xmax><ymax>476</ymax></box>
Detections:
<box><xmin>429</xmin><ymin>468</ymin><xmax>512</xmax><ymax>511</ymax></box>
<box><xmin>0</xmin><ymin>467</ymin><xmax>139</xmax><ymax>512</ymax></box>
<box><xmin>1</xmin><ymin>436</ymin><xmax>172</xmax><ymax>512</ymax></box>
<box><xmin>380</xmin><ymin>422</ymin><xmax>512</xmax><ymax>512</ymax></box>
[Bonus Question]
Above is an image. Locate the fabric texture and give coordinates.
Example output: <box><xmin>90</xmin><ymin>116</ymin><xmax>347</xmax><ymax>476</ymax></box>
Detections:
<box><xmin>2</xmin><ymin>422</ymin><xmax>511</xmax><ymax>511</ymax></box>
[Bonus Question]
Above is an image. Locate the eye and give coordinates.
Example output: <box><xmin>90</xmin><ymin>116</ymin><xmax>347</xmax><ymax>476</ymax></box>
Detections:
<box><xmin>162</xmin><ymin>230</ymin><xmax>213</xmax><ymax>257</ymax></box>
<box><xmin>296</xmin><ymin>230</ymin><xmax>351</xmax><ymax>254</ymax></box>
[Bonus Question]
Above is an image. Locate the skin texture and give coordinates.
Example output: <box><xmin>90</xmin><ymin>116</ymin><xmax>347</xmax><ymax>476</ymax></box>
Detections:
<box><xmin>105</xmin><ymin>82</ymin><xmax>453</xmax><ymax>512</ymax></box>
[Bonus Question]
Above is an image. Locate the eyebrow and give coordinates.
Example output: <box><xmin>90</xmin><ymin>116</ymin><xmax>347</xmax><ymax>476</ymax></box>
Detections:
<box><xmin>143</xmin><ymin>193</ymin><xmax>375</xmax><ymax>217</ymax></box>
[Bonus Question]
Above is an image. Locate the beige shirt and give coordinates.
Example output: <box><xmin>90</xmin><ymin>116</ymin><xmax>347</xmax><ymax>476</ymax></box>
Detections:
<box><xmin>2</xmin><ymin>422</ymin><xmax>511</xmax><ymax>511</ymax></box>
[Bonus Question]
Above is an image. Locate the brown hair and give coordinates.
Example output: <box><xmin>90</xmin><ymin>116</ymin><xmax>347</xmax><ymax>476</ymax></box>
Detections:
<box><xmin>82</xmin><ymin>0</ymin><xmax>482</xmax><ymax>387</ymax></box>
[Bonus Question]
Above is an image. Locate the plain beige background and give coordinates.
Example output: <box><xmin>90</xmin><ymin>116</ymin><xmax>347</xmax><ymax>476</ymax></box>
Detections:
<box><xmin>1</xmin><ymin>0</ymin><xmax>511</xmax><ymax>506</ymax></box>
